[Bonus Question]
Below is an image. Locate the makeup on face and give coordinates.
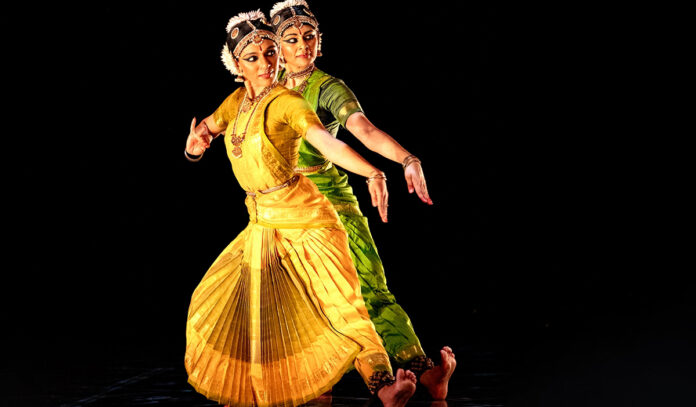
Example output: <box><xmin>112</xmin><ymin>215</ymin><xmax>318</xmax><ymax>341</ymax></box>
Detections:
<box><xmin>238</xmin><ymin>39</ymin><xmax>280</xmax><ymax>87</ymax></box>
<box><xmin>281</xmin><ymin>25</ymin><xmax>318</xmax><ymax>69</ymax></box>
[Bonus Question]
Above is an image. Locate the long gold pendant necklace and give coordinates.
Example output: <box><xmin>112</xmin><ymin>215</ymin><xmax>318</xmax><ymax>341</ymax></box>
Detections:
<box><xmin>229</xmin><ymin>84</ymin><xmax>275</xmax><ymax>158</ymax></box>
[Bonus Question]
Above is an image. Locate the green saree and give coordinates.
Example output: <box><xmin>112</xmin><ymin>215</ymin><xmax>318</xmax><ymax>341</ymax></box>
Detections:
<box><xmin>281</xmin><ymin>68</ymin><xmax>428</xmax><ymax>366</ymax></box>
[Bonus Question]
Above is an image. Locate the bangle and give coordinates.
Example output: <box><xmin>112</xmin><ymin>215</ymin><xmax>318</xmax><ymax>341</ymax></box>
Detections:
<box><xmin>366</xmin><ymin>171</ymin><xmax>387</xmax><ymax>185</ymax></box>
<box><xmin>402</xmin><ymin>154</ymin><xmax>421</xmax><ymax>169</ymax></box>
<box><xmin>184</xmin><ymin>150</ymin><xmax>203</xmax><ymax>162</ymax></box>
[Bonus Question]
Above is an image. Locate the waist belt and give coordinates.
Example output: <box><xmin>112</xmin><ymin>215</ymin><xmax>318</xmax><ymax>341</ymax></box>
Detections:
<box><xmin>294</xmin><ymin>160</ymin><xmax>332</xmax><ymax>174</ymax></box>
<box><xmin>246</xmin><ymin>174</ymin><xmax>300</xmax><ymax>197</ymax></box>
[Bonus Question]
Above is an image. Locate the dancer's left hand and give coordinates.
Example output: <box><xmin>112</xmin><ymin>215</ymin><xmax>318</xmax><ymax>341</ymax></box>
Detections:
<box><xmin>368</xmin><ymin>177</ymin><xmax>389</xmax><ymax>223</ymax></box>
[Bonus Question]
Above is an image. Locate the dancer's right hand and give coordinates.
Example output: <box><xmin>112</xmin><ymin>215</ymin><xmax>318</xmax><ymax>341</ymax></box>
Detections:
<box><xmin>186</xmin><ymin>117</ymin><xmax>212</xmax><ymax>156</ymax></box>
<box><xmin>404</xmin><ymin>160</ymin><xmax>432</xmax><ymax>205</ymax></box>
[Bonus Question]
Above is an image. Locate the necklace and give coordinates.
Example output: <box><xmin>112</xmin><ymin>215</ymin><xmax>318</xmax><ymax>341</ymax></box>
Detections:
<box><xmin>286</xmin><ymin>63</ymin><xmax>315</xmax><ymax>79</ymax></box>
<box><xmin>281</xmin><ymin>64</ymin><xmax>315</xmax><ymax>94</ymax></box>
<box><xmin>229</xmin><ymin>83</ymin><xmax>276</xmax><ymax>158</ymax></box>
<box><xmin>240</xmin><ymin>84</ymin><xmax>274</xmax><ymax>113</ymax></box>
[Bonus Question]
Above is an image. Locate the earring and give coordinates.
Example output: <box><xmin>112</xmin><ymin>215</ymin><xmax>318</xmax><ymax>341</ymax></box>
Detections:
<box><xmin>317</xmin><ymin>32</ymin><xmax>323</xmax><ymax>57</ymax></box>
<box><xmin>235</xmin><ymin>64</ymin><xmax>244</xmax><ymax>82</ymax></box>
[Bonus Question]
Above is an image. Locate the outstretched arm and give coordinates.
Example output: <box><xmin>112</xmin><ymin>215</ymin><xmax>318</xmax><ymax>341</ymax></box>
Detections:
<box><xmin>345</xmin><ymin>112</ymin><xmax>432</xmax><ymax>205</ymax></box>
<box><xmin>305</xmin><ymin>124</ymin><xmax>389</xmax><ymax>223</ymax></box>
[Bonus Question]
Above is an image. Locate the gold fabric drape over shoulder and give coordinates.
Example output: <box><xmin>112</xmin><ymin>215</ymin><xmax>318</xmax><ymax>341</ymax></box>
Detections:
<box><xmin>186</xmin><ymin>86</ymin><xmax>391</xmax><ymax>407</ymax></box>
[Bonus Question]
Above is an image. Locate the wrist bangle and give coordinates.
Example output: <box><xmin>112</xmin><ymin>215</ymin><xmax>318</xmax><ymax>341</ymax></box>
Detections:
<box><xmin>402</xmin><ymin>154</ymin><xmax>421</xmax><ymax>169</ymax></box>
<box><xmin>185</xmin><ymin>150</ymin><xmax>204</xmax><ymax>162</ymax></box>
<box><xmin>366</xmin><ymin>171</ymin><xmax>387</xmax><ymax>185</ymax></box>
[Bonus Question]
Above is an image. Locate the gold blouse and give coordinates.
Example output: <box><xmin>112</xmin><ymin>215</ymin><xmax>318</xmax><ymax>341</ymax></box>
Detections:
<box><xmin>213</xmin><ymin>86</ymin><xmax>322</xmax><ymax>169</ymax></box>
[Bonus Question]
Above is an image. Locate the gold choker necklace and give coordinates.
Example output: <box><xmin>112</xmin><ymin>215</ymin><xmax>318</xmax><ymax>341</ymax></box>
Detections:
<box><xmin>286</xmin><ymin>63</ymin><xmax>315</xmax><ymax>79</ymax></box>
<box><xmin>281</xmin><ymin>65</ymin><xmax>315</xmax><ymax>94</ymax></box>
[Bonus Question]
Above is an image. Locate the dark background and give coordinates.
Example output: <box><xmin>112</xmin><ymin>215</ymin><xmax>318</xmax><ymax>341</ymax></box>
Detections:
<box><xmin>4</xmin><ymin>2</ymin><xmax>692</xmax><ymax>406</ymax></box>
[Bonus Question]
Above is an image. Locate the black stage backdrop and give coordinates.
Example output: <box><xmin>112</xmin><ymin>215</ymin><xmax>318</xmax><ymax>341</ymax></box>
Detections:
<box><xmin>4</xmin><ymin>2</ymin><xmax>692</xmax><ymax>406</ymax></box>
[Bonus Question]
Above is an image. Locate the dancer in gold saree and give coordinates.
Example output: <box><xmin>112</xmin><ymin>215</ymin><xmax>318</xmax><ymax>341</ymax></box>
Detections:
<box><xmin>184</xmin><ymin>10</ymin><xmax>416</xmax><ymax>407</ymax></box>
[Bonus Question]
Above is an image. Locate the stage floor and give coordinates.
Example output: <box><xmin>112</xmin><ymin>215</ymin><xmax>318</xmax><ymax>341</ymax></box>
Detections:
<box><xmin>4</xmin><ymin>347</ymin><xmax>508</xmax><ymax>407</ymax></box>
<box><xmin>6</xmin><ymin>295</ymin><xmax>694</xmax><ymax>406</ymax></box>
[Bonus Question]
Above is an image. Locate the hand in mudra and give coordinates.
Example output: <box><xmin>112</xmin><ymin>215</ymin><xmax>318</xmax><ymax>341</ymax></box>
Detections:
<box><xmin>368</xmin><ymin>177</ymin><xmax>389</xmax><ymax>223</ymax></box>
<box><xmin>186</xmin><ymin>117</ymin><xmax>212</xmax><ymax>156</ymax></box>
<box><xmin>404</xmin><ymin>161</ymin><xmax>432</xmax><ymax>205</ymax></box>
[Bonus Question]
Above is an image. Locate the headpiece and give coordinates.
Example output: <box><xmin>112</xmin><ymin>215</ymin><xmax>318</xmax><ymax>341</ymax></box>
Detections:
<box><xmin>269</xmin><ymin>0</ymin><xmax>319</xmax><ymax>36</ymax></box>
<box><xmin>221</xmin><ymin>10</ymin><xmax>279</xmax><ymax>76</ymax></box>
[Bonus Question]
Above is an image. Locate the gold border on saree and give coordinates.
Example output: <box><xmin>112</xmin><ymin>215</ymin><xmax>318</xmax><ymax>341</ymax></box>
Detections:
<box><xmin>246</xmin><ymin>174</ymin><xmax>300</xmax><ymax>197</ymax></box>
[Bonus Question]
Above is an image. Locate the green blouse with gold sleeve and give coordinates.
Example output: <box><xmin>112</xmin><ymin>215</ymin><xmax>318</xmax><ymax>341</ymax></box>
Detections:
<box><xmin>279</xmin><ymin>68</ymin><xmax>363</xmax><ymax>168</ymax></box>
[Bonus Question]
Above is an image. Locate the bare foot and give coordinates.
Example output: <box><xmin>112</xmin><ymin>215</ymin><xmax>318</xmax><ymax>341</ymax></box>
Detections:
<box><xmin>377</xmin><ymin>369</ymin><xmax>417</xmax><ymax>407</ymax></box>
<box><xmin>420</xmin><ymin>346</ymin><xmax>456</xmax><ymax>400</ymax></box>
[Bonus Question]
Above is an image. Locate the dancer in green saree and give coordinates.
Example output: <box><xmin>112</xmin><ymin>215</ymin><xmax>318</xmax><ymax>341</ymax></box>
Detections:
<box><xmin>269</xmin><ymin>0</ymin><xmax>455</xmax><ymax>399</ymax></box>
